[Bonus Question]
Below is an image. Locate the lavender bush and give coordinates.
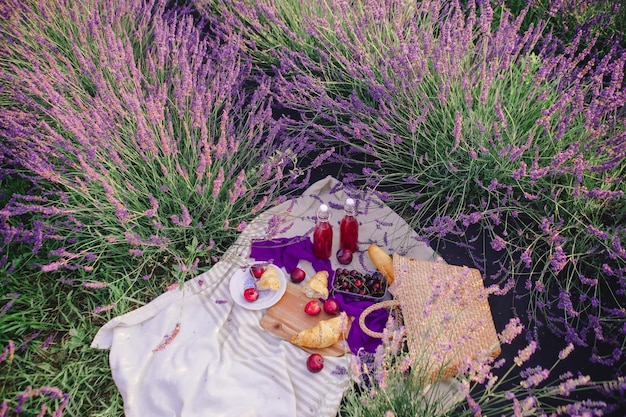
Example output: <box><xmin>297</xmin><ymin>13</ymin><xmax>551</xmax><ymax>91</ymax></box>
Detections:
<box><xmin>340</xmin><ymin>312</ymin><xmax>624</xmax><ymax>417</ymax></box>
<box><xmin>339</xmin><ymin>258</ymin><xmax>625</xmax><ymax>416</ymax></box>
<box><xmin>0</xmin><ymin>0</ymin><xmax>331</xmax><ymax>414</ymax></box>
<box><xmin>0</xmin><ymin>0</ymin><xmax>324</xmax><ymax>283</ymax></box>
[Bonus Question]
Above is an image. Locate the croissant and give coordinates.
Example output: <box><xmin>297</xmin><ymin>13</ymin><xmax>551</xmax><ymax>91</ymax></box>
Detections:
<box><xmin>304</xmin><ymin>270</ymin><xmax>329</xmax><ymax>299</ymax></box>
<box><xmin>290</xmin><ymin>312</ymin><xmax>348</xmax><ymax>349</ymax></box>
<box><xmin>257</xmin><ymin>265</ymin><xmax>281</xmax><ymax>291</ymax></box>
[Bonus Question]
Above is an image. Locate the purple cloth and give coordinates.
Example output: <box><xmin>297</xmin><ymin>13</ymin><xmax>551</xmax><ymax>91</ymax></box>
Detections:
<box><xmin>250</xmin><ymin>236</ymin><xmax>389</xmax><ymax>354</ymax></box>
<box><xmin>333</xmin><ymin>293</ymin><xmax>389</xmax><ymax>354</ymax></box>
<box><xmin>250</xmin><ymin>236</ymin><xmax>332</xmax><ymax>275</ymax></box>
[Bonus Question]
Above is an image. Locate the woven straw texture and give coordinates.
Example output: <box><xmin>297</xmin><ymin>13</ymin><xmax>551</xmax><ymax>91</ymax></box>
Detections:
<box><xmin>392</xmin><ymin>254</ymin><xmax>501</xmax><ymax>380</ymax></box>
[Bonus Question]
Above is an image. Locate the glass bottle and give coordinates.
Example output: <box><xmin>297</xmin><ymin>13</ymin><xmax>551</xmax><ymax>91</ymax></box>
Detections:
<box><xmin>313</xmin><ymin>204</ymin><xmax>333</xmax><ymax>259</ymax></box>
<box><xmin>339</xmin><ymin>198</ymin><xmax>358</xmax><ymax>252</ymax></box>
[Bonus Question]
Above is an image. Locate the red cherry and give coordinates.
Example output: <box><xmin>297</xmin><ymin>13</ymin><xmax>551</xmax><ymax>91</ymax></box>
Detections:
<box><xmin>290</xmin><ymin>267</ymin><xmax>306</xmax><ymax>283</ymax></box>
<box><xmin>250</xmin><ymin>264</ymin><xmax>265</xmax><ymax>279</ymax></box>
<box><xmin>304</xmin><ymin>300</ymin><xmax>321</xmax><ymax>315</ymax></box>
<box><xmin>336</xmin><ymin>248</ymin><xmax>353</xmax><ymax>265</ymax></box>
<box><xmin>306</xmin><ymin>353</ymin><xmax>324</xmax><ymax>373</ymax></box>
<box><xmin>323</xmin><ymin>298</ymin><xmax>340</xmax><ymax>315</ymax></box>
<box><xmin>353</xmin><ymin>278</ymin><xmax>363</xmax><ymax>288</ymax></box>
<box><xmin>243</xmin><ymin>287</ymin><xmax>259</xmax><ymax>302</ymax></box>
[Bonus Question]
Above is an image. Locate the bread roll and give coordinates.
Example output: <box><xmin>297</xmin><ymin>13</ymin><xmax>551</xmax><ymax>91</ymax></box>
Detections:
<box><xmin>290</xmin><ymin>312</ymin><xmax>348</xmax><ymax>348</ymax></box>
<box><xmin>304</xmin><ymin>270</ymin><xmax>329</xmax><ymax>299</ymax></box>
<box><xmin>368</xmin><ymin>244</ymin><xmax>395</xmax><ymax>284</ymax></box>
<box><xmin>257</xmin><ymin>265</ymin><xmax>281</xmax><ymax>291</ymax></box>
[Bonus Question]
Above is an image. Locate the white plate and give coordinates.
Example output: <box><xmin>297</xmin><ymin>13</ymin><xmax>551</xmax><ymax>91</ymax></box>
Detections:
<box><xmin>229</xmin><ymin>264</ymin><xmax>287</xmax><ymax>310</ymax></box>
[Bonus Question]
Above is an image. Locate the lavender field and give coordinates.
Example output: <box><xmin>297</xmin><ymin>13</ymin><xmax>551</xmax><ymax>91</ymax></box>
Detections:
<box><xmin>1</xmin><ymin>0</ymin><xmax>625</xmax><ymax>416</ymax></box>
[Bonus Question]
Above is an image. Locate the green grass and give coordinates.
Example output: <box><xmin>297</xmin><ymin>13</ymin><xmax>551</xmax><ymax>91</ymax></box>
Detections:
<box><xmin>0</xmin><ymin>241</ymin><xmax>164</xmax><ymax>415</ymax></box>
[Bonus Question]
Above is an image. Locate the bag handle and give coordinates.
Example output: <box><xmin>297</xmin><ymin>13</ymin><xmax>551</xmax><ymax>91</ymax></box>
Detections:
<box><xmin>359</xmin><ymin>299</ymin><xmax>400</xmax><ymax>338</ymax></box>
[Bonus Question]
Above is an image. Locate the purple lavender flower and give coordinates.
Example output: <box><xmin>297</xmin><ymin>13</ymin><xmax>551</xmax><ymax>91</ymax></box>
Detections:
<box><xmin>550</xmin><ymin>245</ymin><xmax>568</xmax><ymax>274</ymax></box>
<box><xmin>128</xmin><ymin>248</ymin><xmax>143</xmax><ymax>257</ymax></box>
<box><xmin>40</xmin><ymin>334</ymin><xmax>54</xmax><ymax>350</ymax></box>
<box><xmin>490</xmin><ymin>235</ymin><xmax>507</xmax><ymax>251</ymax></box>
<box><xmin>499</xmin><ymin>317</ymin><xmax>524</xmax><ymax>344</ymax></box>
<box><xmin>93</xmin><ymin>302</ymin><xmax>116</xmax><ymax>314</ymax></box>
<box><xmin>514</xmin><ymin>341</ymin><xmax>538</xmax><ymax>366</ymax></box>
<box><xmin>228</xmin><ymin>170</ymin><xmax>248</xmax><ymax>205</ymax></box>
<box><xmin>152</xmin><ymin>322</ymin><xmax>181</xmax><ymax>352</ymax></box>
<box><xmin>520</xmin><ymin>248</ymin><xmax>533</xmax><ymax>268</ymax></box>
<box><xmin>0</xmin><ymin>340</ymin><xmax>15</xmax><ymax>363</ymax></box>
<box><xmin>236</xmin><ymin>221</ymin><xmax>248</xmax><ymax>232</ymax></box>
<box><xmin>0</xmin><ymin>292</ymin><xmax>18</xmax><ymax>316</ymax></box>
<box><xmin>423</xmin><ymin>216</ymin><xmax>457</xmax><ymax>238</ymax></box>
<box><xmin>212</xmin><ymin>167</ymin><xmax>225</xmax><ymax>199</ymax></box>
<box><xmin>180</xmin><ymin>205</ymin><xmax>192</xmax><ymax>227</ymax></box>
<box><xmin>82</xmin><ymin>281</ymin><xmax>109</xmax><ymax>289</ymax></box>
<box><xmin>145</xmin><ymin>194</ymin><xmax>159</xmax><ymax>218</ymax></box>
<box><xmin>520</xmin><ymin>366</ymin><xmax>550</xmax><ymax>388</ymax></box>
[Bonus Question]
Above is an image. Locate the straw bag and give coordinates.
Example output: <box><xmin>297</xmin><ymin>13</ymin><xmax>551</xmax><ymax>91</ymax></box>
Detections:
<box><xmin>359</xmin><ymin>254</ymin><xmax>501</xmax><ymax>380</ymax></box>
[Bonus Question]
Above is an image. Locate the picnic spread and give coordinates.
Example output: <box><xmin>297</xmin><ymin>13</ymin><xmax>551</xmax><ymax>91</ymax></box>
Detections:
<box><xmin>91</xmin><ymin>176</ymin><xmax>500</xmax><ymax>417</ymax></box>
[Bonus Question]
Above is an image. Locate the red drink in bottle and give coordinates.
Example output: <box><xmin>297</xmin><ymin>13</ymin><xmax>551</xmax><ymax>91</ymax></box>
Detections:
<box><xmin>313</xmin><ymin>204</ymin><xmax>333</xmax><ymax>259</ymax></box>
<box><xmin>339</xmin><ymin>198</ymin><xmax>358</xmax><ymax>252</ymax></box>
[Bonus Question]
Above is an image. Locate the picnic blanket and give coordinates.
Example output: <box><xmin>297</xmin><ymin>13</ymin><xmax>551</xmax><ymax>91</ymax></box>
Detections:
<box><xmin>91</xmin><ymin>176</ymin><xmax>438</xmax><ymax>417</ymax></box>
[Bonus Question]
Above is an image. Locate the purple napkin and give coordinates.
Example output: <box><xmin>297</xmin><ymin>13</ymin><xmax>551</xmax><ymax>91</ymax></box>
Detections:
<box><xmin>250</xmin><ymin>236</ymin><xmax>389</xmax><ymax>354</ymax></box>
<box><xmin>250</xmin><ymin>236</ymin><xmax>332</xmax><ymax>275</ymax></box>
<box><xmin>334</xmin><ymin>293</ymin><xmax>389</xmax><ymax>354</ymax></box>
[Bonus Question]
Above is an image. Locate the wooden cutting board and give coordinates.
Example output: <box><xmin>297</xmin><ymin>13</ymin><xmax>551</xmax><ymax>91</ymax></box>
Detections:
<box><xmin>260</xmin><ymin>283</ymin><xmax>350</xmax><ymax>357</ymax></box>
